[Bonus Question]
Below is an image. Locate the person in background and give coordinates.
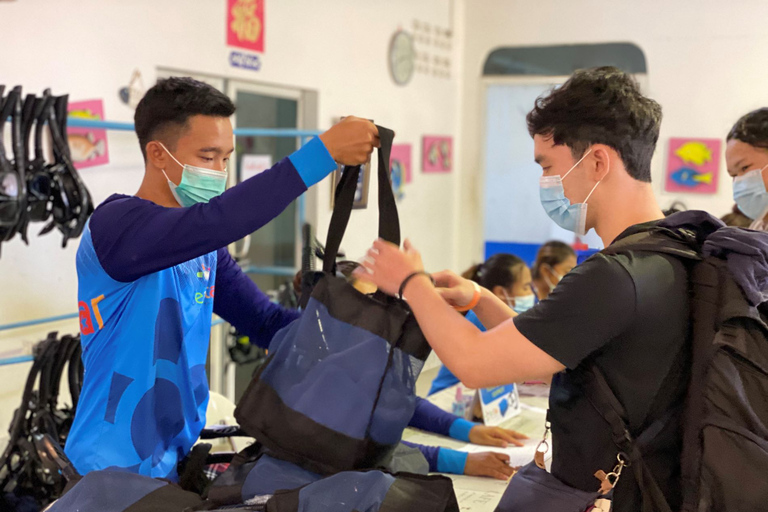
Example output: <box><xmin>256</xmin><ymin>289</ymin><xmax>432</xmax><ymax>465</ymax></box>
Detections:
<box><xmin>727</xmin><ymin>108</ymin><xmax>768</xmax><ymax>230</ymax></box>
<box><xmin>530</xmin><ymin>241</ymin><xmax>577</xmax><ymax>301</ymax></box>
<box><xmin>328</xmin><ymin>261</ymin><xmax>528</xmax><ymax>481</ymax></box>
<box><xmin>429</xmin><ymin>254</ymin><xmax>535</xmax><ymax>395</ymax></box>
<box><xmin>721</xmin><ymin>204</ymin><xmax>753</xmax><ymax>228</ymax></box>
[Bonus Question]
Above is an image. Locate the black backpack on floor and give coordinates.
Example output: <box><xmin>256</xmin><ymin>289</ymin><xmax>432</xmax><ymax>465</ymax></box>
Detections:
<box><xmin>44</xmin><ymin>470</ymin><xmax>205</xmax><ymax>512</ymax></box>
<box><xmin>596</xmin><ymin>212</ymin><xmax>768</xmax><ymax>512</ymax></box>
<box><xmin>264</xmin><ymin>470</ymin><xmax>459</xmax><ymax>512</ymax></box>
<box><xmin>1</xmin><ymin>332</ymin><xmax>82</xmax><ymax>509</ymax></box>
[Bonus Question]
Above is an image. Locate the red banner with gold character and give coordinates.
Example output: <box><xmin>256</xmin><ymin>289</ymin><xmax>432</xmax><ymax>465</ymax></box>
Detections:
<box><xmin>227</xmin><ymin>0</ymin><xmax>264</xmax><ymax>53</ymax></box>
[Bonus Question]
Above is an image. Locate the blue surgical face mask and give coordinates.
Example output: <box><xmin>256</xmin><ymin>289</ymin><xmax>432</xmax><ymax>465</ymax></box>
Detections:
<box><xmin>733</xmin><ymin>164</ymin><xmax>768</xmax><ymax>220</ymax></box>
<box><xmin>539</xmin><ymin>149</ymin><xmax>603</xmax><ymax>236</ymax></box>
<box><xmin>503</xmin><ymin>290</ymin><xmax>535</xmax><ymax>314</ymax></box>
<box><xmin>159</xmin><ymin>142</ymin><xmax>228</xmax><ymax>207</ymax></box>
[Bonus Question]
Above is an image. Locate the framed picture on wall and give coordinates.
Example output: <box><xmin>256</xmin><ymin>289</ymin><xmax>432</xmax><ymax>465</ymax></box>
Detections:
<box><xmin>664</xmin><ymin>137</ymin><xmax>721</xmax><ymax>194</ymax></box>
<box><xmin>422</xmin><ymin>135</ymin><xmax>452</xmax><ymax>173</ymax></box>
<box><xmin>330</xmin><ymin>163</ymin><xmax>370</xmax><ymax>210</ymax></box>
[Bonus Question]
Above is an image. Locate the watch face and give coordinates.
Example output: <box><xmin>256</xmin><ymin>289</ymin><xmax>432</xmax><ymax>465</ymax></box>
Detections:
<box><xmin>389</xmin><ymin>31</ymin><xmax>415</xmax><ymax>86</ymax></box>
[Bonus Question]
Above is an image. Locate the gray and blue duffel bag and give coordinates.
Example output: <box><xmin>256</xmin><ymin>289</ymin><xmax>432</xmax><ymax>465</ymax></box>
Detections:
<box><xmin>234</xmin><ymin>125</ymin><xmax>432</xmax><ymax>476</ymax></box>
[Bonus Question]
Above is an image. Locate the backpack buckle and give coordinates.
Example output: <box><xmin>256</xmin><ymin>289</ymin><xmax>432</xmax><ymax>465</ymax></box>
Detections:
<box><xmin>595</xmin><ymin>453</ymin><xmax>628</xmax><ymax>495</ymax></box>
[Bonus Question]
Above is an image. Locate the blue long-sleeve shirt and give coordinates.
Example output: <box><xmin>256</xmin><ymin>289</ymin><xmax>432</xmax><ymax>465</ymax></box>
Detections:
<box><xmin>65</xmin><ymin>138</ymin><xmax>336</xmax><ymax>480</ymax></box>
<box><xmin>405</xmin><ymin>397</ymin><xmax>476</xmax><ymax>474</ymax></box>
<box><xmin>416</xmin><ymin>310</ymin><xmax>489</xmax><ymax>473</ymax></box>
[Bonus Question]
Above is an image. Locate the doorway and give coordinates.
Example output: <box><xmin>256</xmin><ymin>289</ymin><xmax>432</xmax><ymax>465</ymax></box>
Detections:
<box><xmin>482</xmin><ymin>79</ymin><xmax>603</xmax><ymax>267</ymax></box>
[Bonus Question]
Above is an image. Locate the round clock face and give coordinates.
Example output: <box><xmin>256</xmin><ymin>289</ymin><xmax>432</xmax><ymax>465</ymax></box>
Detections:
<box><xmin>389</xmin><ymin>30</ymin><xmax>415</xmax><ymax>86</ymax></box>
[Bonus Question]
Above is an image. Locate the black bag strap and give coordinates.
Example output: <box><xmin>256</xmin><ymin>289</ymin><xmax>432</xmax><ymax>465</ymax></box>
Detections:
<box><xmin>584</xmin><ymin>365</ymin><xmax>674</xmax><ymax>512</ymax></box>
<box><xmin>322</xmin><ymin>125</ymin><xmax>397</xmax><ymax>273</ymax></box>
<box><xmin>0</xmin><ymin>333</ymin><xmax>57</xmax><ymax>469</ymax></box>
<box><xmin>601</xmin><ymin>229</ymin><xmax>701</xmax><ymax>262</ymax></box>
<box><xmin>21</xmin><ymin>94</ymin><xmax>37</xmax><ymax>158</ymax></box>
<box><xmin>0</xmin><ymin>86</ymin><xmax>19</xmax><ymax>167</ymax></box>
<box><xmin>48</xmin><ymin>335</ymin><xmax>75</xmax><ymax>411</ymax></box>
<box><xmin>34</xmin><ymin>94</ymin><xmax>54</xmax><ymax>163</ymax></box>
<box><xmin>178</xmin><ymin>442</ymin><xmax>212</xmax><ymax>494</ymax></box>
<box><xmin>68</xmin><ymin>340</ymin><xmax>83</xmax><ymax>409</ymax></box>
<box><xmin>37</xmin><ymin>333</ymin><xmax>60</xmax><ymax>415</ymax></box>
<box><xmin>54</xmin><ymin>335</ymin><xmax>80</xmax><ymax>411</ymax></box>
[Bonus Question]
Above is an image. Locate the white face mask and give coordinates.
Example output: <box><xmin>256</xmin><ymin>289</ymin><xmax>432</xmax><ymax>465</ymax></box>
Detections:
<box><xmin>539</xmin><ymin>149</ymin><xmax>605</xmax><ymax>237</ymax></box>
<box><xmin>544</xmin><ymin>264</ymin><xmax>564</xmax><ymax>292</ymax></box>
<box><xmin>502</xmin><ymin>290</ymin><xmax>535</xmax><ymax>314</ymax></box>
<box><xmin>733</xmin><ymin>164</ymin><xmax>768</xmax><ymax>220</ymax></box>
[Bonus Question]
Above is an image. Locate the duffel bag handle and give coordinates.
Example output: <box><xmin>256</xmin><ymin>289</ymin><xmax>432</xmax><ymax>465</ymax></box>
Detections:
<box><xmin>323</xmin><ymin>125</ymin><xmax>398</xmax><ymax>273</ymax></box>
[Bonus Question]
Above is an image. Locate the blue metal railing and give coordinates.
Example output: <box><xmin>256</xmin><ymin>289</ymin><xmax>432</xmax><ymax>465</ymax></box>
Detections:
<box><xmin>0</xmin><ymin>117</ymin><xmax>316</xmax><ymax>365</ymax></box>
<box><xmin>242</xmin><ymin>265</ymin><xmax>297</xmax><ymax>277</ymax></box>
<box><xmin>0</xmin><ymin>315</ymin><xmax>229</xmax><ymax>366</ymax></box>
<box><xmin>0</xmin><ymin>355</ymin><xmax>34</xmax><ymax>367</ymax></box>
<box><xmin>0</xmin><ymin>313</ymin><xmax>79</xmax><ymax>331</ymax></box>
<box><xmin>66</xmin><ymin>118</ymin><xmax>321</xmax><ymax>139</ymax></box>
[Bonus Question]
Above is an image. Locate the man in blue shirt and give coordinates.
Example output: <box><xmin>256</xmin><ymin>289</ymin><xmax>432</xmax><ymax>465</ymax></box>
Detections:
<box><xmin>65</xmin><ymin>77</ymin><xmax>379</xmax><ymax>480</ymax></box>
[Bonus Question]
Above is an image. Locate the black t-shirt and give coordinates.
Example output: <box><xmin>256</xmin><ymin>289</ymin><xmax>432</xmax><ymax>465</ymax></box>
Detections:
<box><xmin>514</xmin><ymin>222</ymin><xmax>689</xmax><ymax>512</ymax></box>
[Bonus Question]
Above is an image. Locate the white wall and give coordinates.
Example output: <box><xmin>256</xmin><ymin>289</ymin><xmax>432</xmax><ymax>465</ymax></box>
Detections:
<box><xmin>0</xmin><ymin>0</ymin><xmax>464</xmax><ymax>441</ymax></box>
<box><xmin>4</xmin><ymin>0</ymin><xmax>767</xmax><ymax>448</ymax></box>
<box><xmin>457</xmin><ymin>0</ymin><xmax>768</xmax><ymax>268</ymax></box>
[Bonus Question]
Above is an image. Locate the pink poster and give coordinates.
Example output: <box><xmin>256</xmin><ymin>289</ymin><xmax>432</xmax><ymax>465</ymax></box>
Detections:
<box><xmin>390</xmin><ymin>144</ymin><xmax>412</xmax><ymax>183</ymax></box>
<box><xmin>67</xmin><ymin>99</ymin><xmax>109</xmax><ymax>169</ymax></box>
<box><xmin>390</xmin><ymin>144</ymin><xmax>411</xmax><ymax>202</ymax></box>
<box><xmin>422</xmin><ymin>135</ymin><xmax>452</xmax><ymax>173</ymax></box>
<box><xmin>664</xmin><ymin>137</ymin><xmax>721</xmax><ymax>194</ymax></box>
<box><xmin>227</xmin><ymin>0</ymin><xmax>265</xmax><ymax>53</ymax></box>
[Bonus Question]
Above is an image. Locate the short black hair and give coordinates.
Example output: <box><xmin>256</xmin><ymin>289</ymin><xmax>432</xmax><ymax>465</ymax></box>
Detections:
<box><xmin>526</xmin><ymin>66</ymin><xmax>662</xmax><ymax>183</ymax></box>
<box><xmin>134</xmin><ymin>77</ymin><xmax>236</xmax><ymax>160</ymax></box>
<box><xmin>727</xmin><ymin>108</ymin><xmax>768</xmax><ymax>150</ymax></box>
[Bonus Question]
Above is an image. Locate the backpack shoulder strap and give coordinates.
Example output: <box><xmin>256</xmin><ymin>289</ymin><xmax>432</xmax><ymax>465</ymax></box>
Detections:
<box><xmin>584</xmin><ymin>224</ymin><xmax>702</xmax><ymax>512</ymax></box>
<box><xmin>602</xmin><ymin>228</ymin><xmax>702</xmax><ymax>262</ymax></box>
<box><xmin>583</xmin><ymin>365</ymin><xmax>674</xmax><ymax>512</ymax></box>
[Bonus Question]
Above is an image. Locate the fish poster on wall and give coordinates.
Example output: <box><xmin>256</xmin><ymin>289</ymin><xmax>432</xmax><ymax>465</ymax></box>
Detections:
<box><xmin>390</xmin><ymin>143</ymin><xmax>412</xmax><ymax>201</ymax></box>
<box><xmin>67</xmin><ymin>99</ymin><xmax>109</xmax><ymax>169</ymax></box>
<box><xmin>665</xmin><ymin>138</ymin><xmax>721</xmax><ymax>194</ymax></box>
<box><xmin>422</xmin><ymin>135</ymin><xmax>452</xmax><ymax>173</ymax></box>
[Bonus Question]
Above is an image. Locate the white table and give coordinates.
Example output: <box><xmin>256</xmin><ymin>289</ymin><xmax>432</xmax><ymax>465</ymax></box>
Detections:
<box><xmin>403</xmin><ymin>384</ymin><xmax>551</xmax><ymax>512</ymax></box>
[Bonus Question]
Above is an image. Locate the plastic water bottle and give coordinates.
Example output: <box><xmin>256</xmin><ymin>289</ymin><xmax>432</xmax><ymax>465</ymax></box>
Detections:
<box><xmin>452</xmin><ymin>387</ymin><xmax>466</xmax><ymax>417</ymax></box>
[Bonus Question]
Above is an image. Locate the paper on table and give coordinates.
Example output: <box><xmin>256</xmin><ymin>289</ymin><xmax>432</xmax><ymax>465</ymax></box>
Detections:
<box><xmin>454</xmin><ymin>489</ymin><xmax>502</xmax><ymax>512</ymax></box>
<box><xmin>518</xmin><ymin>383</ymin><xmax>551</xmax><ymax>398</ymax></box>
<box><xmin>520</xmin><ymin>402</ymin><xmax>548</xmax><ymax>415</ymax></box>
<box><xmin>458</xmin><ymin>436</ymin><xmax>551</xmax><ymax>468</ymax></box>
<box><xmin>447</xmin><ymin>473</ymin><xmax>511</xmax><ymax>493</ymax></box>
<box><xmin>448</xmin><ymin>474</ymin><xmax>510</xmax><ymax>512</ymax></box>
<box><xmin>401</xmin><ymin>430</ymin><xmax>468</xmax><ymax>451</ymax></box>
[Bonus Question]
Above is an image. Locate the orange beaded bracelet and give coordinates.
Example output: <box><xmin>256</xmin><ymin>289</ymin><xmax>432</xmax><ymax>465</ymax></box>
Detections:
<box><xmin>454</xmin><ymin>281</ymin><xmax>481</xmax><ymax>312</ymax></box>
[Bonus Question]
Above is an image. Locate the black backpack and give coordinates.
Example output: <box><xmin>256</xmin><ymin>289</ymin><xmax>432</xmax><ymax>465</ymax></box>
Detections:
<box><xmin>596</xmin><ymin>213</ymin><xmax>768</xmax><ymax>512</ymax></box>
<box><xmin>1</xmin><ymin>332</ymin><xmax>83</xmax><ymax>508</ymax></box>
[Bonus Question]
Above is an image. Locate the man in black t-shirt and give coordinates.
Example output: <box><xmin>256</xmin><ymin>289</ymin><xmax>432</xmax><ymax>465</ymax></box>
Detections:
<box><xmin>357</xmin><ymin>67</ymin><xmax>685</xmax><ymax>512</ymax></box>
